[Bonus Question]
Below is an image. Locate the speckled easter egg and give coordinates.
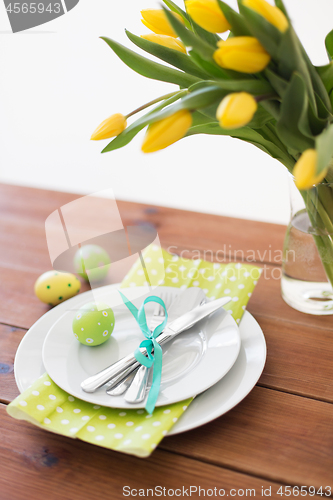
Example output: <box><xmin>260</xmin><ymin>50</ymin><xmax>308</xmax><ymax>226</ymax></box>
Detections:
<box><xmin>34</xmin><ymin>271</ymin><xmax>81</xmax><ymax>306</ymax></box>
<box><xmin>72</xmin><ymin>302</ymin><xmax>115</xmax><ymax>346</ymax></box>
<box><xmin>74</xmin><ymin>245</ymin><xmax>111</xmax><ymax>283</ymax></box>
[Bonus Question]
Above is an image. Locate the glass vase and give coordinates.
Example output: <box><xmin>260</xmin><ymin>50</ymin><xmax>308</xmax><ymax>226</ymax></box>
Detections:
<box><xmin>281</xmin><ymin>178</ymin><xmax>333</xmax><ymax>315</ymax></box>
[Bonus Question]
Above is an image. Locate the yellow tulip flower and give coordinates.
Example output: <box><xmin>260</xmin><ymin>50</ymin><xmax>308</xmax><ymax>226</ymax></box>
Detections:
<box><xmin>293</xmin><ymin>149</ymin><xmax>327</xmax><ymax>190</ymax></box>
<box><xmin>214</xmin><ymin>36</ymin><xmax>271</xmax><ymax>73</ymax></box>
<box><xmin>141</xmin><ymin>9</ymin><xmax>184</xmax><ymax>38</ymax></box>
<box><xmin>141</xmin><ymin>109</ymin><xmax>192</xmax><ymax>153</ymax></box>
<box><xmin>242</xmin><ymin>0</ymin><xmax>288</xmax><ymax>33</ymax></box>
<box><xmin>91</xmin><ymin>113</ymin><xmax>127</xmax><ymax>141</ymax></box>
<box><xmin>216</xmin><ymin>92</ymin><xmax>258</xmax><ymax>129</ymax></box>
<box><xmin>141</xmin><ymin>34</ymin><xmax>186</xmax><ymax>53</ymax></box>
<box><xmin>185</xmin><ymin>0</ymin><xmax>231</xmax><ymax>33</ymax></box>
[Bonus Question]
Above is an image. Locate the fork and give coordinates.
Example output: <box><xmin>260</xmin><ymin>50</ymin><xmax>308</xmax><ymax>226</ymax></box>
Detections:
<box><xmin>124</xmin><ymin>294</ymin><xmax>170</xmax><ymax>403</ymax></box>
<box><xmin>106</xmin><ymin>292</ymin><xmax>175</xmax><ymax>397</ymax></box>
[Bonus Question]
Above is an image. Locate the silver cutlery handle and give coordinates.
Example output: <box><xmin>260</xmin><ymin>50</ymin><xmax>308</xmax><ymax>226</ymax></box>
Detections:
<box><xmin>105</xmin><ymin>314</ymin><xmax>206</xmax><ymax>398</ymax></box>
<box><xmin>106</xmin><ymin>368</ymin><xmax>137</xmax><ymax>396</ymax></box>
<box><xmin>125</xmin><ymin>365</ymin><xmax>149</xmax><ymax>403</ymax></box>
<box><xmin>81</xmin><ymin>296</ymin><xmax>230</xmax><ymax>393</ymax></box>
<box><xmin>81</xmin><ymin>351</ymin><xmax>141</xmax><ymax>393</ymax></box>
<box><xmin>81</xmin><ymin>334</ymin><xmax>170</xmax><ymax>393</ymax></box>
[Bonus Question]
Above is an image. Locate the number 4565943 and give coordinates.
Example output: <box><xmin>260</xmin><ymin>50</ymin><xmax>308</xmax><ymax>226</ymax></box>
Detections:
<box><xmin>277</xmin><ymin>486</ymin><xmax>331</xmax><ymax>496</ymax></box>
<box><xmin>6</xmin><ymin>3</ymin><xmax>61</xmax><ymax>14</ymax></box>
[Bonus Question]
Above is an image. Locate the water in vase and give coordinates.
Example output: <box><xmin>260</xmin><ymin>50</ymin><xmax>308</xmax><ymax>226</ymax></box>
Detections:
<box><xmin>281</xmin><ymin>209</ymin><xmax>333</xmax><ymax>315</ymax></box>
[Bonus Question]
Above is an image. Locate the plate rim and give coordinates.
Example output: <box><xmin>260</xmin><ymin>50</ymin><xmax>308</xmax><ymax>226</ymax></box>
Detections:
<box><xmin>169</xmin><ymin>310</ymin><xmax>266</xmax><ymax>435</ymax></box>
<box><xmin>14</xmin><ymin>284</ymin><xmax>266</xmax><ymax>435</ymax></box>
<box><xmin>40</xmin><ymin>287</ymin><xmax>241</xmax><ymax>408</ymax></box>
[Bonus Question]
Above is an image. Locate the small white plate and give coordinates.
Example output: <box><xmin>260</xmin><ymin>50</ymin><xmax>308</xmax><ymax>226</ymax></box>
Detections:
<box><xmin>14</xmin><ymin>285</ymin><xmax>266</xmax><ymax>435</ymax></box>
<box><xmin>41</xmin><ymin>287</ymin><xmax>241</xmax><ymax>408</ymax></box>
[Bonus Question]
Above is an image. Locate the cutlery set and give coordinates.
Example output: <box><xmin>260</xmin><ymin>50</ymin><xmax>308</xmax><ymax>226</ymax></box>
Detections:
<box><xmin>81</xmin><ymin>289</ymin><xmax>232</xmax><ymax>405</ymax></box>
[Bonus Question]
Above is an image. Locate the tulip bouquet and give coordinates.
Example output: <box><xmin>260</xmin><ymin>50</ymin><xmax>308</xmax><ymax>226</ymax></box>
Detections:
<box><xmin>91</xmin><ymin>0</ymin><xmax>333</xmax><ymax>287</ymax></box>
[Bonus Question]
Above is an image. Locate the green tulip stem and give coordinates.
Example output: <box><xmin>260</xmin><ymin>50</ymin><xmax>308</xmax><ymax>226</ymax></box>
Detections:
<box><xmin>301</xmin><ymin>187</ymin><xmax>333</xmax><ymax>287</ymax></box>
<box><xmin>125</xmin><ymin>91</ymin><xmax>183</xmax><ymax>119</ymax></box>
<box><xmin>255</xmin><ymin>93</ymin><xmax>279</xmax><ymax>103</ymax></box>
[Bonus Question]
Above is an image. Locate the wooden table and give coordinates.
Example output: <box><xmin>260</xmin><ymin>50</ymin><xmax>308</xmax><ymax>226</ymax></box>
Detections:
<box><xmin>0</xmin><ymin>183</ymin><xmax>332</xmax><ymax>499</ymax></box>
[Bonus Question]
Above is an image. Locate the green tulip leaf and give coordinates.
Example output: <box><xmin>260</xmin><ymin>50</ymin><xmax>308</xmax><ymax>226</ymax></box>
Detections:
<box><xmin>316</xmin><ymin>63</ymin><xmax>333</xmax><ymax>95</ymax></box>
<box><xmin>163</xmin><ymin>8</ymin><xmax>214</xmax><ymax>60</ymax></box>
<box><xmin>214</xmin><ymin>78</ymin><xmax>273</xmax><ymax>94</ymax></box>
<box><xmin>277</xmin><ymin>28</ymin><xmax>316</xmax><ymax>111</ymax></box>
<box><xmin>325</xmin><ymin>29</ymin><xmax>333</xmax><ymax>61</ymax></box>
<box><xmin>102</xmin><ymin>92</ymin><xmax>186</xmax><ymax>153</ymax></box>
<box><xmin>191</xmin><ymin>111</ymin><xmax>217</xmax><ymax>127</ymax></box>
<box><xmin>189</xmin><ymin>18</ymin><xmax>221</xmax><ymax>47</ymax></box>
<box><xmin>179</xmin><ymin>85</ymin><xmax>226</xmax><ymax>108</ymax></box>
<box><xmin>274</xmin><ymin>0</ymin><xmax>290</xmax><ymax>19</ymax></box>
<box><xmin>102</xmin><ymin>86</ymin><xmax>225</xmax><ymax>153</ymax></box>
<box><xmin>217</xmin><ymin>0</ymin><xmax>252</xmax><ymax>36</ymax></box>
<box><xmin>248</xmin><ymin>104</ymin><xmax>275</xmax><ymax>129</ymax></box>
<box><xmin>101</xmin><ymin>37</ymin><xmax>201</xmax><ymax>88</ymax></box>
<box><xmin>264</xmin><ymin>68</ymin><xmax>288</xmax><ymax>97</ymax></box>
<box><xmin>161</xmin><ymin>0</ymin><xmax>192</xmax><ymax>30</ymax></box>
<box><xmin>311</xmin><ymin>92</ymin><xmax>332</xmax><ymax>129</ymax></box>
<box><xmin>276</xmin><ymin>72</ymin><xmax>315</xmax><ymax>152</ymax></box>
<box><xmin>259</xmin><ymin>99</ymin><xmax>280</xmax><ymax>121</ymax></box>
<box><xmin>125</xmin><ymin>30</ymin><xmax>209</xmax><ymax>79</ymax></box>
<box><xmin>307</xmin><ymin>99</ymin><xmax>328</xmax><ymax>137</ymax></box>
<box><xmin>238</xmin><ymin>3</ymin><xmax>281</xmax><ymax>57</ymax></box>
<box><xmin>186</xmin><ymin>122</ymin><xmax>294</xmax><ymax>168</ymax></box>
<box><xmin>189</xmin><ymin>50</ymin><xmax>234</xmax><ymax>79</ymax></box>
<box><xmin>316</xmin><ymin>124</ymin><xmax>333</xmax><ymax>175</ymax></box>
<box><xmin>299</xmin><ymin>42</ymin><xmax>332</xmax><ymax>114</ymax></box>
<box><xmin>278</xmin><ymin>28</ymin><xmax>331</xmax><ymax>114</ymax></box>
<box><xmin>258</xmin><ymin>121</ymin><xmax>292</xmax><ymax>156</ymax></box>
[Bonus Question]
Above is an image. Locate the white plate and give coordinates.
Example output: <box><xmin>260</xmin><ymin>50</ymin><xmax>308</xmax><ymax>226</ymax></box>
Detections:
<box><xmin>41</xmin><ymin>287</ymin><xmax>241</xmax><ymax>408</ymax></box>
<box><xmin>14</xmin><ymin>285</ymin><xmax>266</xmax><ymax>435</ymax></box>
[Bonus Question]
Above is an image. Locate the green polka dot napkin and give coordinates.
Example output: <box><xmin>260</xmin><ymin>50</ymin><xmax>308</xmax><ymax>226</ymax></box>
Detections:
<box><xmin>7</xmin><ymin>248</ymin><xmax>261</xmax><ymax>457</ymax></box>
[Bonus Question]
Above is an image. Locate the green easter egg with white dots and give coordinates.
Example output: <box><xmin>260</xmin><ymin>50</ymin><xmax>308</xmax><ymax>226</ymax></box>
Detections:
<box><xmin>73</xmin><ymin>245</ymin><xmax>111</xmax><ymax>283</ymax></box>
<box><xmin>72</xmin><ymin>302</ymin><xmax>115</xmax><ymax>346</ymax></box>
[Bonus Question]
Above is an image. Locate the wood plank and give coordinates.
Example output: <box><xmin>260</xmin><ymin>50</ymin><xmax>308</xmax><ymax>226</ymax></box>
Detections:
<box><xmin>0</xmin><ymin>264</ymin><xmax>92</xmax><ymax>329</ymax></box>
<box><xmin>0</xmin><ymin>324</ymin><xmax>25</xmax><ymax>404</ymax></box>
<box><xmin>2</xmin><ymin>183</ymin><xmax>333</xmax><ymax>492</ymax></box>
<box><xmin>3</xmin><ymin>183</ymin><xmax>333</xmax><ymax>333</ymax></box>
<box><xmin>162</xmin><ymin>386</ymin><xmax>333</xmax><ymax>489</ymax></box>
<box><xmin>2</xmin><ymin>309</ymin><xmax>333</xmax><ymax>406</ymax></box>
<box><xmin>0</xmin><ymin>404</ymin><xmax>289</xmax><ymax>500</ymax></box>
<box><xmin>257</xmin><ymin>315</ymin><xmax>333</xmax><ymax>403</ymax></box>
<box><xmin>1</xmin><ymin>321</ymin><xmax>332</xmax><ymax>489</ymax></box>
<box><xmin>2</xmin><ymin>259</ymin><xmax>333</xmax><ymax>333</ymax></box>
<box><xmin>0</xmin><ymin>183</ymin><xmax>286</xmax><ymax>269</ymax></box>
<box><xmin>247</xmin><ymin>265</ymin><xmax>333</xmax><ymax>331</ymax></box>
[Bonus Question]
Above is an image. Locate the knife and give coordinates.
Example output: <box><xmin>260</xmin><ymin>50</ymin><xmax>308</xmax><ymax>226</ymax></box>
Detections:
<box><xmin>81</xmin><ymin>295</ymin><xmax>231</xmax><ymax>393</ymax></box>
<box><xmin>107</xmin><ymin>288</ymin><xmax>205</xmax><ymax>397</ymax></box>
<box><xmin>123</xmin><ymin>288</ymin><xmax>206</xmax><ymax>402</ymax></box>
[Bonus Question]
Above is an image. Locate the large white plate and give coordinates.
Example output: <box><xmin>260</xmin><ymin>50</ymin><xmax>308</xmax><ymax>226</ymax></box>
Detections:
<box><xmin>14</xmin><ymin>285</ymin><xmax>266</xmax><ymax>435</ymax></box>
<box><xmin>41</xmin><ymin>287</ymin><xmax>241</xmax><ymax>408</ymax></box>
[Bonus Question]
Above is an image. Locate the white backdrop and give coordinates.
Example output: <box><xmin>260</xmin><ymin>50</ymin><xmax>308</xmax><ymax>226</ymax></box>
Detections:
<box><xmin>0</xmin><ymin>0</ymin><xmax>332</xmax><ymax>224</ymax></box>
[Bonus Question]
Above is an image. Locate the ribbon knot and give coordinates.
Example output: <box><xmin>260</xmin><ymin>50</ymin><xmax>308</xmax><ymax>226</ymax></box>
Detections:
<box><xmin>119</xmin><ymin>292</ymin><xmax>168</xmax><ymax>414</ymax></box>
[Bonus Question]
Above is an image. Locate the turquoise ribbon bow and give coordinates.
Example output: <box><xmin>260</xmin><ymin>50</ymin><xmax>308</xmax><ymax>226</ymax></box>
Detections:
<box><xmin>119</xmin><ymin>292</ymin><xmax>168</xmax><ymax>414</ymax></box>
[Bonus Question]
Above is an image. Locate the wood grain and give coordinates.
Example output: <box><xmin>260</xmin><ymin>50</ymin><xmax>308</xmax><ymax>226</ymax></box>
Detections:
<box><xmin>0</xmin><ymin>404</ymin><xmax>290</xmax><ymax>500</ymax></box>
<box><xmin>0</xmin><ymin>324</ymin><xmax>25</xmax><ymax>404</ymax></box>
<box><xmin>2</xmin><ymin>183</ymin><xmax>333</xmax><ymax>333</ymax></box>
<box><xmin>1</xmin><ymin>307</ymin><xmax>333</xmax><ymax>407</ymax></box>
<box><xmin>257</xmin><ymin>315</ymin><xmax>333</xmax><ymax>403</ymax></box>
<box><xmin>0</xmin><ymin>183</ymin><xmax>286</xmax><ymax>270</ymax></box>
<box><xmin>162</xmin><ymin>386</ymin><xmax>333</xmax><ymax>489</ymax></box>
<box><xmin>247</xmin><ymin>265</ymin><xmax>333</xmax><ymax>331</ymax></box>
<box><xmin>1</xmin><ymin>182</ymin><xmax>333</xmax><ymax>495</ymax></box>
